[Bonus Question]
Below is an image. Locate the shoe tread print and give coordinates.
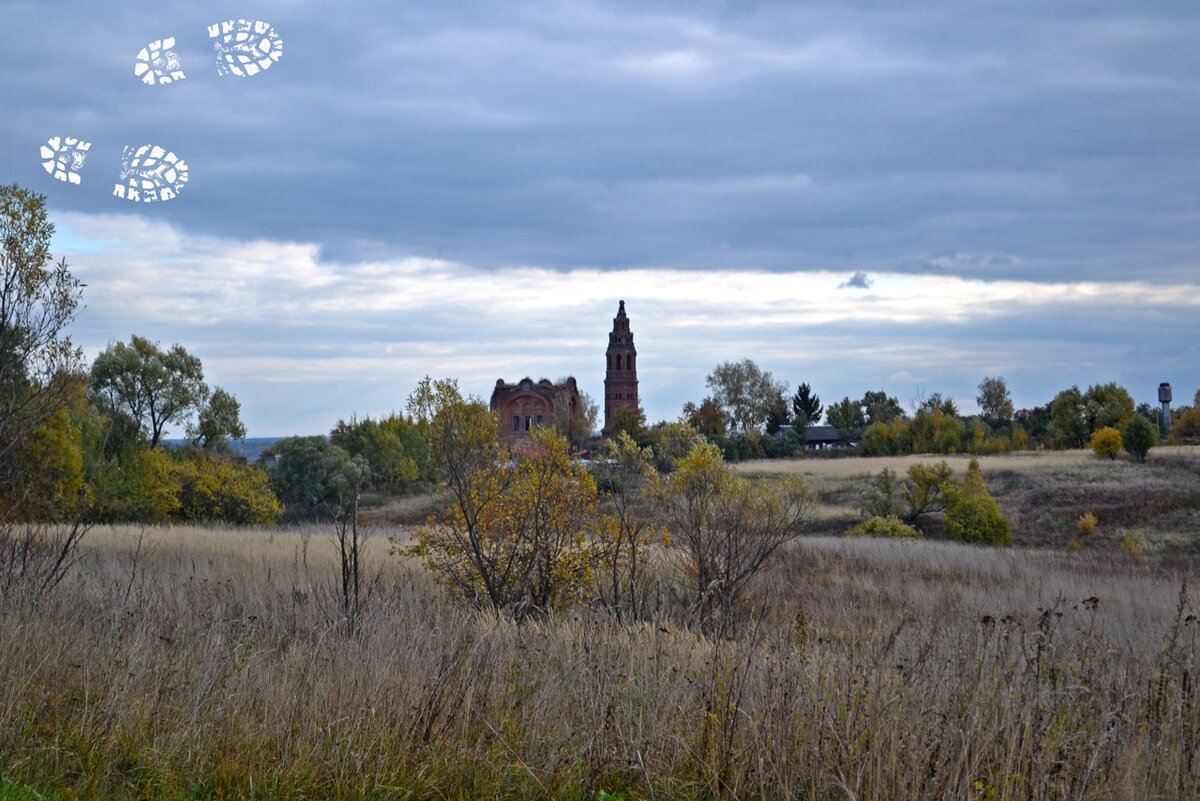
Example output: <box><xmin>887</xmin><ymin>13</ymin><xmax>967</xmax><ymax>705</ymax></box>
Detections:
<box><xmin>43</xmin><ymin>18</ymin><xmax>284</xmax><ymax>201</ymax></box>
<box><xmin>134</xmin><ymin>37</ymin><xmax>186</xmax><ymax>85</ymax></box>
<box><xmin>40</xmin><ymin>136</ymin><xmax>92</xmax><ymax>185</ymax></box>
<box><xmin>113</xmin><ymin>145</ymin><xmax>189</xmax><ymax>203</ymax></box>
<box><xmin>210</xmin><ymin>19</ymin><xmax>284</xmax><ymax>78</ymax></box>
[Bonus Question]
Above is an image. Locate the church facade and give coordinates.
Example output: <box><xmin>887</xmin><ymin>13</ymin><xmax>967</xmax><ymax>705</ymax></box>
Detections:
<box><xmin>489</xmin><ymin>300</ymin><xmax>639</xmax><ymax>447</ymax></box>
<box><xmin>490</xmin><ymin>376</ymin><xmax>582</xmax><ymax>448</ymax></box>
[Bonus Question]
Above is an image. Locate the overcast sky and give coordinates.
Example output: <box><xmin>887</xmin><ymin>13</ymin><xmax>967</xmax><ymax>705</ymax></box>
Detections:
<box><xmin>3</xmin><ymin>0</ymin><xmax>1199</xmax><ymax>435</ymax></box>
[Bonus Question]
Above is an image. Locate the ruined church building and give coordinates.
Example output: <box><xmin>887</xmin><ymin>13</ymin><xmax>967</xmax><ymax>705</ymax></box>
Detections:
<box><xmin>490</xmin><ymin>300</ymin><xmax>639</xmax><ymax>447</ymax></box>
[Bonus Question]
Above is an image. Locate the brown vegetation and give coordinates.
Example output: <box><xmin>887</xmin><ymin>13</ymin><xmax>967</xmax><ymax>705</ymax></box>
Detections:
<box><xmin>2</xmin><ymin>525</ymin><xmax>1199</xmax><ymax>799</ymax></box>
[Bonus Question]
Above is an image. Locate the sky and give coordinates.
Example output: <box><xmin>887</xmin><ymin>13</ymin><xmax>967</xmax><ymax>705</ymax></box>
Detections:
<box><xmin>3</xmin><ymin>0</ymin><xmax>1199</xmax><ymax>436</ymax></box>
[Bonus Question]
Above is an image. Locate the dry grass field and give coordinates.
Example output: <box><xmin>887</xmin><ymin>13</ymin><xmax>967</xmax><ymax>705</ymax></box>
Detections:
<box><xmin>2</xmin><ymin>523</ymin><xmax>1199</xmax><ymax>800</ymax></box>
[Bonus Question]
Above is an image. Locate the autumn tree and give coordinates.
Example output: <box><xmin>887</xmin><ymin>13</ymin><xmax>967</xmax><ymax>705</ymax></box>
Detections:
<box><xmin>409</xmin><ymin>395</ymin><xmax>596</xmax><ymax>617</ymax></box>
<box><xmin>0</xmin><ymin>184</ymin><xmax>87</xmax><ymax>597</ymax></box>
<box><xmin>657</xmin><ymin>440</ymin><xmax>809</xmax><ymax>634</ymax></box>
<box><xmin>0</xmin><ymin>184</ymin><xmax>84</xmax><ymax>487</ymax></box>
<box><xmin>591</xmin><ymin>432</ymin><xmax>662</xmax><ymax>620</ymax></box>
<box><xmin>705</xmin><ymin>358</ymin><xmax>788</xmax><ymax>433</ymax></box>
<box><xmin>682</xmin><ymin>397</ymin><xmax>726</xmax><ymax>437</ymax></box>
<box><xmin>90</xmin><ymin>336</ymin><xmax>208</xmax><ymax>448</ymax></box>
<box><xmin>1089</xmin><ymin>427</ymin><xmax>1122</xmax><ymax>459</ymax></box>
<box><xmin>977</xmin><ymin>376</ymin><xmax>1014</xmax><ymax>422</ymax></box>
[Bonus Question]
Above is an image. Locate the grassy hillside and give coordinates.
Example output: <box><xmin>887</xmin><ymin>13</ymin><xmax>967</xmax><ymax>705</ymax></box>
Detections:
<box><xmin>737</xmin><ymin>446</ymin><xmax>1200</xmax><ymax>549</ymax></box>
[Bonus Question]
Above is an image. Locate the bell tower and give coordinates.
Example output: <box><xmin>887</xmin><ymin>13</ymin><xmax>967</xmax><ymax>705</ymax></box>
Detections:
<box><xmin>603</xmin><ymin>300</ymin><xmax>639</xmax><ymax>435</ymax></box>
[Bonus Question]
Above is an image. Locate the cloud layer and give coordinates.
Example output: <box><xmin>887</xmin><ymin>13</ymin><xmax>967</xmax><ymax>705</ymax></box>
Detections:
<box><xmin>4</xmin><ymin>1</ymin><xmax>1199</xmax><ymax>433</ymax></box>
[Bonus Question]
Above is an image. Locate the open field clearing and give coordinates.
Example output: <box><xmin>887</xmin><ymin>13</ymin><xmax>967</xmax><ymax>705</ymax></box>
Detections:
<box><xmin>2</xmin><ymin>525</ymin><xmax>1199</xmax><ymax>800</ymax></box>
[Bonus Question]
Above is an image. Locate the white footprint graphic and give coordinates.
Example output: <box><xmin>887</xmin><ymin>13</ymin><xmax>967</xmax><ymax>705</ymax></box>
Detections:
<box><xmin>113</xmin><ymin>145</ymin><xmax>189</xmax><ymax>203</ymax></box>
<box><xmin>40</xmin><ymin>136</ymin><xmax>92</xmax><ymax>185</ymax></box>
<box><xmin>209</xmin><ymin>19</ymin><xmax>284</xmax><ymax>78</ymax></box>
<box><xmin>134</xmin><ymin>37</ymin><xmax>186</xmax><ymax>85</ymax></box>
<box><xmin>47</xmin><ymin>17</ymin><xmax>285</xmax><ymax>201</ymax></box>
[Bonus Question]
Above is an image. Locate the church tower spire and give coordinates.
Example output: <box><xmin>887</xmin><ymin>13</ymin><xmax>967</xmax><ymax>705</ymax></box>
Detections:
<box><xmin>603</xmin><ymin>299</ymin><xmax>639</xmax><ymax>435</ymax></box>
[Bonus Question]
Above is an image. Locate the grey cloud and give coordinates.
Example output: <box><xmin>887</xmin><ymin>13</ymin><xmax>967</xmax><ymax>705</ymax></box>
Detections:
<box><xmin>839</xmin><ymin>271</ymin><xmax>873</xmax><ymax>289</ymax></box>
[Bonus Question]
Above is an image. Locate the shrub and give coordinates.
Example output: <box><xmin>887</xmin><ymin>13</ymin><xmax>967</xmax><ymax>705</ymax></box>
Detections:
<box><xmin>1077</xmin><ymin>512</ymin><xmax>1098</xmax><ymax>536</ymax></box>
<box><xmin>943</xmin><ymin>459</ymin><xmax>1011</xmax><ymax>546</ymax></box>
<box><xmin>1119</xmin><ymin>533</ymin><xmax>1143</xmax><ymax>554</ymax></box>
<box><xmin>1121</xmin><ymin>416</ymin><xmax>1157</xmax><ymax>463</ymax></box>
<box><xmin>1169</xmin><ymin>408</ymin><xmax>1200</xmax><ymax>445</ymax></box>
<box><xmin>173</xmin><ymin>456</ymin><xmax>280</xmax><ymax>524</ymax></box>
<box><xmin>1089</xmin><ymin>427</ymin><xmax>1122</xmax><ymax>459</ymax></box>
<box><xmin>1066</xmin><ymin>538</ymin><xmax>1080</xmax><ymax>551</ymax></box>
<box><xmin>859</xmin><ymin>467</ymin><xmax>906</xmax><ymax>518</ymax></box>
<box><xmin>845</xmin><ymin>516</ymin><xmax>921</xmax><ymax>539</ymax></box>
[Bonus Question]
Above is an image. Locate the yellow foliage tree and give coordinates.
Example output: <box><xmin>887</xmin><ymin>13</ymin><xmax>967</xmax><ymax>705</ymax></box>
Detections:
<box><xmin>657</xmin><ymin>441</ymin><xmax>809</xmax><ymax>633</ymax></box>
<box><xmin>409</xmin><ymin>384</ymin><xmax>596</xmax><ymax>617</ymax></box>
<box><xmin>1089</xmin><ymin>426</ymin><xmax>1122</xmax><ymax>459</ymax></box>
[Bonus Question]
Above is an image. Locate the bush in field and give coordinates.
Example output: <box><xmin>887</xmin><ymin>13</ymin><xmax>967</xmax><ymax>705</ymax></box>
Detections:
<box><xmin>858</xmin><ymin>461</ymin><xmax>951</xmax><ymax>525</ymax></box>
<box><xmin>1077</xmin><ymin>512</ymin><xmax>1098</xmax><ymax>536</ymax></box>
<box><xmin>943</xmin><ymin>459</ymin><xmax>1011</xmax><ymax>546</ymax></box>
<box><xmin>658</xmin><ymin>441</ymin><xmax>808</xmax><ymax>634</ymax></box>
<box><xmin>172</xmin><ymin>455</ymin><xmax>279</xmax><ymax>524</ymax></box>
<box><xmin>859</xmin><ymin>468</ymin><xmax>904</xmax><ymax>518</ymax></box>
<box><xmin>1121</xmin><ymin>415</ymin><xmax>1157</xmax><ymax>463</ymax></box>
<box><xmin>407</xmin><ymin>382</ymin><xmax>596</xmax><ymax>618</ymax></box>
<box><xmin>1170</xmin><ymin>408</ymin><xmax>1200</xmax><ymax>445</ymax></box>
<box><xmin>1089</xmin><ymin>427</ymin><xmax>1122</xmax><ymax>460</ymax></box>
<box><xmin>844</xmin><ymin>516</ymin><xmax>920</xmax><ymax>539</ymax></box>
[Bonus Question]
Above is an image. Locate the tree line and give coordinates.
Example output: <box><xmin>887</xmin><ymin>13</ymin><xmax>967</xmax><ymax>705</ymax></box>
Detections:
<box><xmin>664</xmin><ymin>357</ymin><xmax>1200</xmax><ymax>461</ymax></box>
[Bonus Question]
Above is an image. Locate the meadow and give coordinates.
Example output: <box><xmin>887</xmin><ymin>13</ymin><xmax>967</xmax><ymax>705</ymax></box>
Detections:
<box><xmin>2</xmin><ymin>514</ymin><xmax>1199</xmax><ymax>800</ymax></box>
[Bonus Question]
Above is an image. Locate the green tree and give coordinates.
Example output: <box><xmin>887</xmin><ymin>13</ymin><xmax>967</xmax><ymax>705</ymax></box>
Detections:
<box><xmin>705</xmin><ymin>358</ymin><xmax>788</xmax><ymax>433</ymax></box>
<box><xmin>608</xmin><ymin>404</ymin><xmax>648</xmax><ymax>443</ymax></box>
<box><xmin>791</xmin><ymin>382</ymin><xmax>823</xmax><ymax>425</ymax></box>
<box><xmin>268</xmin><ymin>435</ymin><xmax>357</xmax><ymax>519</ymax></box>
<box><xmin>826</xmin><ymin>396</ymin><xmax>866</xmax><ymax>441</ymax></box>
<box><xmin>976</xmin><ymin>376</ymin><xmax>1014</xmax><ymax>422</ymax></box>
<box><xmin>862</xmin><ymin>390</ymin><xmax>904</xmax><ymax>425</ymax></box>
<box><xmin>330</xmin><ymin>413</ymin><xmax>424</xmax><ymax>493</ymax></box>
<box><xmin>90</xmin><ymin>335</ymin><xmax>208</xmax><ymax>448</ymax></box>
<box><xmin>188</xmin><ymin>387</ymin><xmax>246</xmax><ymax>451</ymax></box>
<box><xmin>405</xmin><ymin>375</ymin><xmax>438</xmax><ymax>491</ymax></box>
<box><xmin>1122</xmin><ymin>415</ymin><xmax>1157</xmax><ymax>463</ymax></box>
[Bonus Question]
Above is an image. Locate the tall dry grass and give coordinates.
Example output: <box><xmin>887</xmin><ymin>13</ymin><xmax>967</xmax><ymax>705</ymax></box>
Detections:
<box><xmin>1</xmin><ymin>525</ymin><xmax>1198</xmax><ymax>799</ymax></box>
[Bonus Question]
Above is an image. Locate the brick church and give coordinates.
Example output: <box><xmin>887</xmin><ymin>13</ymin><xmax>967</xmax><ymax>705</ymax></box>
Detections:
<box><xmin>490</xmin><ymin>300</ymin><xmax>639</xmax><ymax>447</ymax></box>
